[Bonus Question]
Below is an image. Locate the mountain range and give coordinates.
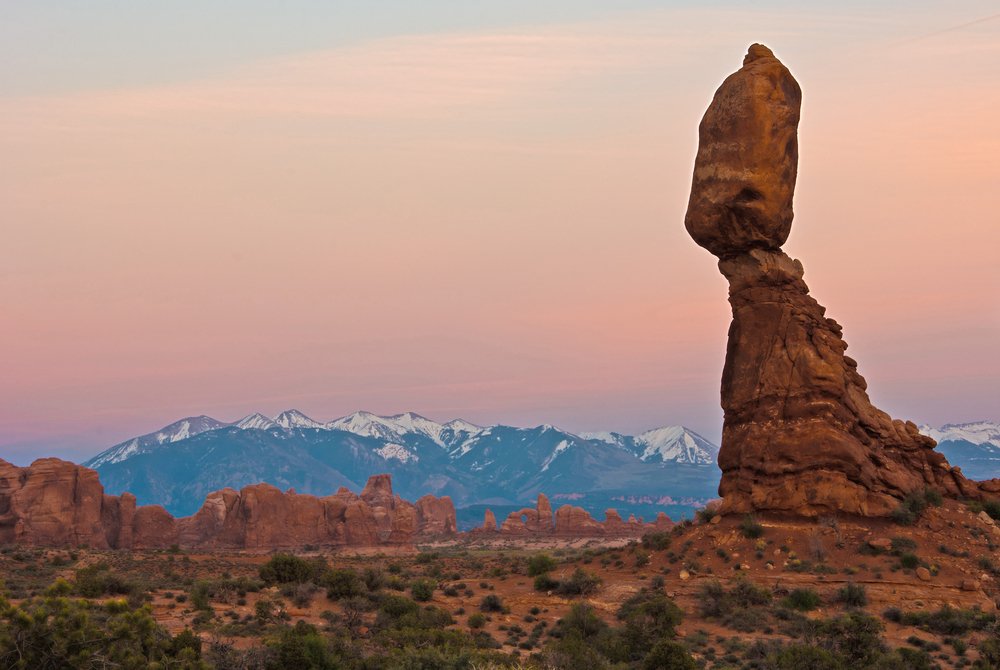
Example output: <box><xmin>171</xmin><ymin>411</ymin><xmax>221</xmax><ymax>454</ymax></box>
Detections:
<box><xmin>83</xmin><ymin>410</ymin><xmax>721</xmax><ymax>523</ymax></box>
<box><xmin>81</xmin><ymin>412</ymin><xmax>999</xmax><ymax>527</ymax></box>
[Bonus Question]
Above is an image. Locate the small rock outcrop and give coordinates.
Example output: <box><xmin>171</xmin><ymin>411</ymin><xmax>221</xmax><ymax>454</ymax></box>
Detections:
<box><xmin>0</xmin><ymin>459</ymin><xmax>456</xmax><ymax>549</ymax></box>
<box><xmin>684</xmin><ymin>44</ymin><xmax>998</xmax><ymax>516</ymax></box>
<box><xmin>491</xmin><ymin>494</ymin><xmax>672</xmax><ymax>538</ymax></box>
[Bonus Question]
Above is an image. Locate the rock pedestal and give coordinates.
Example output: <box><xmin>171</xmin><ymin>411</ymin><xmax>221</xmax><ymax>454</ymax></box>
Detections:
<box><xmin>684</xmin><ymin>44</ymin><xmax>993</xmax><ymax>516</ymax></box>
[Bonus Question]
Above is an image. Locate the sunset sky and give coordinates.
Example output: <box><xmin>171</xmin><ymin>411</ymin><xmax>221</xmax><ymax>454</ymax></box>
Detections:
<box><xmin>2</xmin><ymin>1</ymin><xmax>998</xmax><ymax>464</ymax></box>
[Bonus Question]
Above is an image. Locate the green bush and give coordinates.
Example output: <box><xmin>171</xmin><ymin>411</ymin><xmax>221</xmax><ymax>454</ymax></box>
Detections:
<box><xmin>411</xmin><ymin>578</ymin><xmax>436</xmax><ymax>602</ymax></box>
<box><xmin>837</xmin><ymin>583</ymin><xmax>868</xmax><ymax>608</ymax></box>
<box><xmin>534</xmin><ymin>574</ymin><xmax>559</xmax><ymax>592</ymax></box>
<box><xmin>259</xmin><ymin>553</ymin><xmax>322</xmax><ymax>584</ymax></box>
<box><xmin>783</xmin><ymin>588</ymin><xmax>822</xmax><ymax>612</ymax></box>
<box><xmin>320</xmin><ymin>568</ymin><xmax>365</xmax><ymax>600</ymax></box>
<box><xmin>641</xmin><ymin>531</ymin><xmax>672</xmax><ymax>551</ymax></box>
<box><xmin>555</xmin><ymin>568</ymin><xmax>602</xmax><ymax>597</ymax></box>
<box><xmin>642</xmin><ymin>640</ymin><xmax>697</xmax><ymax>670</ymax></box>
<box><xmin>0</xmin><ymin>592</ymin><xmax>207</xmax><ymax>668</ymax></box>
<box><xmin>527</xmin><ymin>553</ymin><xmax>558</xmax><ymax>577</ymax></box>
<box><xmin>767</xmin><ymin>644</ymin><xmax>844</xmax><ymax>670</ymax></box>
<box><xmin>480</xmin><ymin>594</ymin><xmax>504</xmax><ymax>612</ymax></box>
<box><xmin>467</xmin><ymin>612</ymin><xmax>486</xmax><ymax>629</ymax></box>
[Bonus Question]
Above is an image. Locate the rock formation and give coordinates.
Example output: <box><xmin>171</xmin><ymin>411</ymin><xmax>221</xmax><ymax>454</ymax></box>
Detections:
<box><xmin>488</xmin><ymin>494</ymin><xmax>671</xmax><ymax>538</ymax></box>
<box><xmin>0</xmin><ymin>458</ymin><xmax>456</xmax><ymax>549</ymax></box>
<box><xmin>684</xmin><ymin>44</ymin><xmax>998</xmax><ymax>516</ymax></box>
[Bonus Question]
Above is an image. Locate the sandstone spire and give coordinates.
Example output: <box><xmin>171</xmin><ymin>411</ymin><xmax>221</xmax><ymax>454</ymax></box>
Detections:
<box><xmin>685</xmin><ymin>44</ymin><xmax>994</xmax><ymax>516</ymax></box>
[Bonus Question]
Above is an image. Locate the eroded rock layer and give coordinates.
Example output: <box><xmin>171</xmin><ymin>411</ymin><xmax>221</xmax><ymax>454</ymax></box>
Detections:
<box><xmin>0</xmin><ymin>458</ymin><xmax>455</xmax><ymax>549</ymax></box>
<box><xmin>685</xmin><ymin>44</ymin><xmax>998</xmax><ymax>516</ymax></box>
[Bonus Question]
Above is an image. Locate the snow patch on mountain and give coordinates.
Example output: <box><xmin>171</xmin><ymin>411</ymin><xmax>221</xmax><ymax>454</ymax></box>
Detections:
<box><xmin>541</xmin><ymin>439</ymin><xmax>571</xmax><ymax>471</ymax></box>
<box><xmin>375</xmin><ymin>443</ymin><xmax>419</xmax><ymax>463</ymax></box>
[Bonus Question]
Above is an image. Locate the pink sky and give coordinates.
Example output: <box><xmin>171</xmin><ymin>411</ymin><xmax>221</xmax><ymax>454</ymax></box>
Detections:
<box><xmin>2</xmin><ymin>7</ymin><xmax>998</xmax><ymax>462</ymax></box>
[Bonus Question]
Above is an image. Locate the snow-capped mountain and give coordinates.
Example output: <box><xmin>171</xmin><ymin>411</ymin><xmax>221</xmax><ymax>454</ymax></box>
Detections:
<box><xmin>582</xmin><ymin>426</ymin><xmax>717</xmax><ymax>465</ymax></box>
<box><xmin>275</xmin><ymin>409</ymin><xmax>325</xmax><ymax>430</ymax></box>
<box><xmin>234</xmin><ymin>413</ymin><xmax>278</xmax><ymax>431</ymax></box>
<box><xmin>919</xmin><ymin>420</ymin><xmax>1000</xmax><ymax>481</ymax></box>
<box><xmin>326</xmin><ymin>411</ymin><xmax>479</xmax><ymax>449</ymax></box>
<box><xmin>85</xmin><ymin>415</ymin><xmax>227</xmax><ymax>468</ymax></box>
<box><xmin>920</xmin><ymin>421</ymin><xmax>1000</xmax><ymax>448</ymax></box>
<box><xmin>82</xmin><ymin>410</ymin><xmax>722</xmax><ymax>519</ymax></box>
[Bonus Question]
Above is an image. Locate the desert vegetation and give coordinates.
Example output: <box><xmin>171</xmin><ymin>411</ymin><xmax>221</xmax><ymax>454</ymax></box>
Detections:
<box><xmin>3</xmin><ymin>500</ymin><xmax>1000</xmax><ymax>669</ymax></box>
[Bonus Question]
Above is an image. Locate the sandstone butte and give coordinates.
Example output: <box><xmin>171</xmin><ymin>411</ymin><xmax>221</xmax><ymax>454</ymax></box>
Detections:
<box><xmin>685</xmin><ymin>44</ymin><xmax>1000</xmax><ymax>517</ymax></box>
<box><xmin>0</xmin><ymin>458</ymin><xmax>669</xmax><ymax>549</ymax></box>
<box><xmin>0</xmin><ymin>458</ymin><xmax>457</xmax><ymax>550</ymax></box>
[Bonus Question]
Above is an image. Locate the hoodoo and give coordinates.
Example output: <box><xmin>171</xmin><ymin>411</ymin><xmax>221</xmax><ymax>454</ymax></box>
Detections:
<box><xmin>685</xmin><ymin>44</ymin><xmax>997</xmax><ymax>516</ymax></box>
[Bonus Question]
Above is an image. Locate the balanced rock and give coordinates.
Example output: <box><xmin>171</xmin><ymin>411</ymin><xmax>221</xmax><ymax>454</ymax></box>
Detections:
<box><xmin>684</xmin><ymin>44</ymin><xmax>991</xmax><ymax>516</ymax></box>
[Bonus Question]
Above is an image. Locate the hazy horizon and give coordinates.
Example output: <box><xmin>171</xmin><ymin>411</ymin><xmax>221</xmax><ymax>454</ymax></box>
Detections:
<box><xmin>3</xmin><ymin>1</ymin><xmax>998</xmax><ymax>463</ymax></box>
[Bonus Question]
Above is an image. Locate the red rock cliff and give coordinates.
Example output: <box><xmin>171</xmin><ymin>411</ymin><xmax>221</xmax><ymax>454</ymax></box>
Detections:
<box><xmin>0</xmin><ymin>459</ymin><xmax>456</xmax><ymax>549</ymax></box>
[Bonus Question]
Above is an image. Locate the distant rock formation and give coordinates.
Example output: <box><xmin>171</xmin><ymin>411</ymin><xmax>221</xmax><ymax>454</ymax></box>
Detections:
<box><xmin>684</xmin><ymin>44</ymin><xmax>1000</xmax><ymax>516</ymax></box>
<box><xmin>0</xmin><ymin>458</ymin><xmax>456</xmax><ymax>549</ymax></box>
<box><xmin>480</xmin><ymin>494</ymin><xmax>672</xmax><ymax>538</ymax></box>
<box><xmin>0</xmin><ymin>457</ymin><xmax>673</xmax><ymax>548</ymax></box>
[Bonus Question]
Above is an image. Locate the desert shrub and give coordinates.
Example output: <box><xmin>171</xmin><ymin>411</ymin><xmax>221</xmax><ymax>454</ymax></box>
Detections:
<box><xmin>899</xmin><ymin>553</ymin><xmax>920</xmax><ymax>570</ymax></box>
<box><xmin>783</xmin><ymin>588</ymin><xmax>822</xmax><ymax>612</ymax></box>
<box><xmin>739</xmin><ymin>514</ymin><xmax>764</xmax><ymax>539</ymax></box>
<box><xmin>697</xmin><ymin>581</ymin><xmax>730</xmax><ymax>618</ymax></box>
<box><xmin>816</xmin><ymin>611</ymin><xmax>885</xmax><ymax>667</ymax></box>
<box><xmin>0</xmin><ymin>593</ymin><xmax>205</xmax><ymax>668</ymax></box>
<box><xmin>889</xmin><ymin>537</ymin><xmax>917</xmax><ymax>554</ymax></box>
<box><xmin>767</xmin><ymin>644</ymin><xmax>844</xmax><ymax>670</ymax></box>
<box><xmin>893</xmin><ymin>606</ymin><xmax>995</xmax><ymax>636</ymax></box>
<box><xmin>557</xmin><ymin>603</ymin><xmax>608</xmax><ymax>639</ymax></box>
<box><xmin>289</xmin><ymin>582</ymin><xmax>317</xmax><ymax>608</ymax></box>
<box><xmin>617</xmin><ymin>590</ymin><xmax>684</xmax><ymax>659</ymax></box>
<box><xmin>259</xmin><ymin>553</ymin><xmax>322</xmax><ymax>584</ymax></box>
<box><xmin>642</xmin><ymin>640</ymin><xmax>697</xmax><ymax>670</ymax></box>
<box><xmin>730</xmin><ymin>579</ymin><xmax>771</xmax><ymax>608</ymax></box>
<box><xmin>468</xmin><ymin>612</ymin><xmax>486</xmax><ymax>629</ymax></box>
<box><xmin>362</xmin><ymin>567</ymin><xmax>385</xmax><ymax>592</ymax></box>
<box><xmin>837</xmin><ymin>583</ymin><xmax>868</xmax><ymax>608</ymax></box>
<box><xmin>534</xmin><ymin>574</ymin><xmax>559</xmax><ymax>592</ymax></box>
<box><xmin>891</xmin><ymin>489</ymin><xmax>941</xmax><ymax>525</ymax></box>
<box><xmin>527</xmin><ymin>553</ymin><xmax>558</xmax><ymax>577</ymax></box>
<box><xmin>641</xmin><ymin>531</ymin><xmax>672</xmax><ymax>551</ymax></box>
<box><xmin>320</xmin><ymin>568</ymin><xmax>366</xmax><ymax>601</ymax></box>
<box><xmin>555</xmin><ymin>569</ymin><xmax>602</xmax><ymax>597</ymax></box>
<box><xmin>480</xmin><ymin>594</ymin><xmax>504</xmax><ymax>612</ymax></box>
<box><xmin>411</xmin><ymin>578</ymin><xmax>436</xmax><ymax>602</ymax></box>
<box><xmin>266</xmin><ymin>620</ymin><xmax>341</xmax><ymax>669</ymax></box>
<box><xmin>73</xmin><ymin>564</ymin><xmax>142</xmax><ymax>599</ymax></box>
